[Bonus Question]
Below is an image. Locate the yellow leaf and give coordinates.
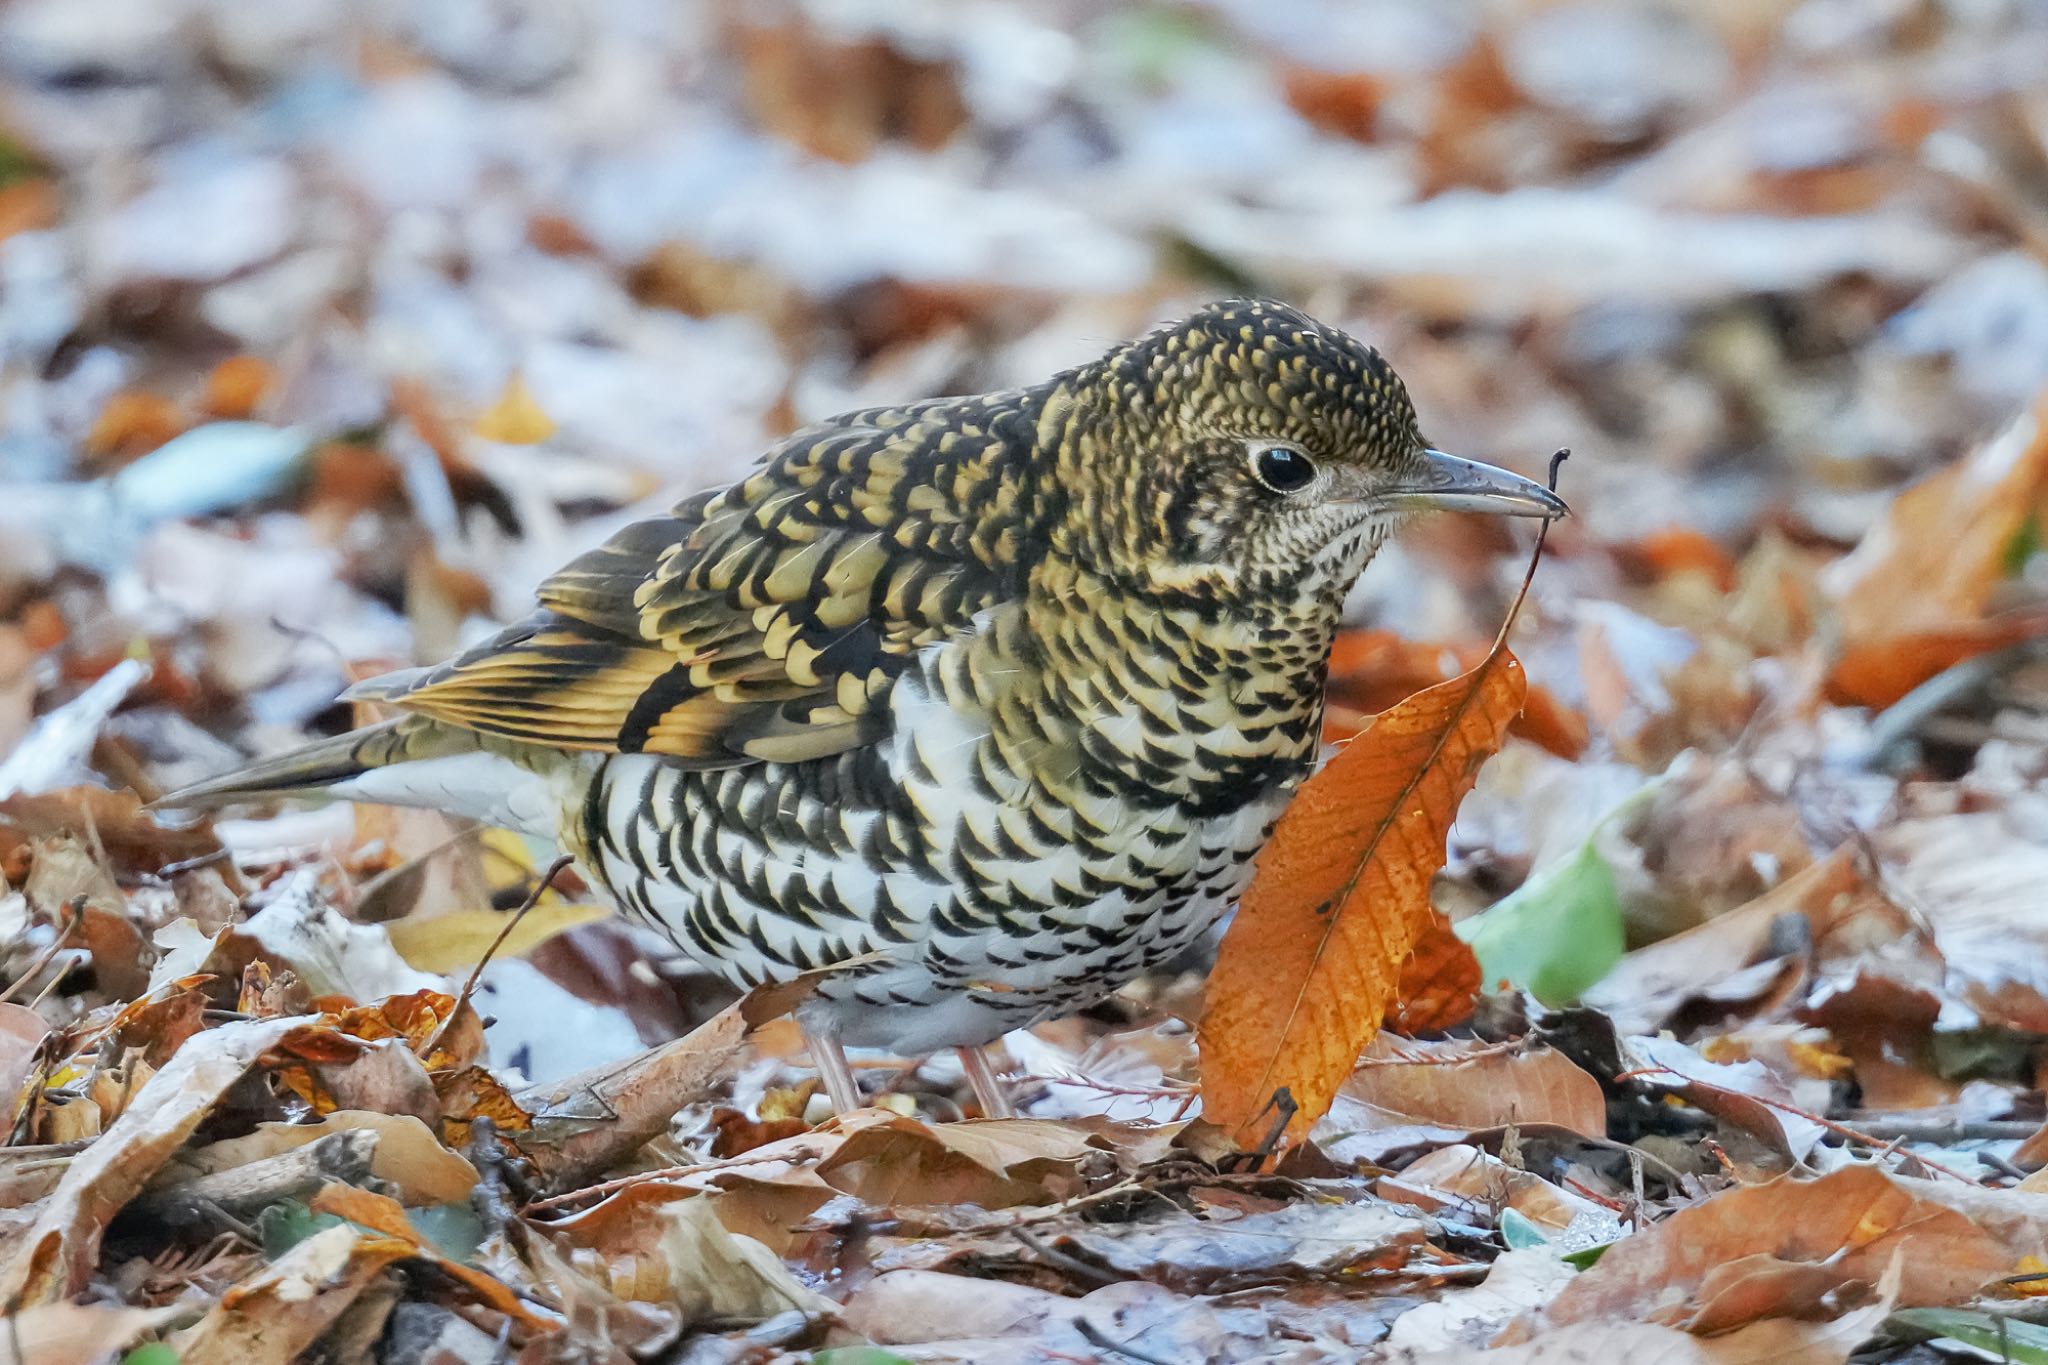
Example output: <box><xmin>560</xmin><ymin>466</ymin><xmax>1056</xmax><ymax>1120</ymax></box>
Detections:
<box><xmin>385</xmin><ymin>900</ymin><xmax>611</xmax><ymax>973</ymax></box>
<box><xmin>1198</xmin><ymin>647</ymin><xmax>1526</xmax><ymax>1145</ymax></box>
<box><xmin>472</xmin><ymin>371</ymin><xmax>556</xmax><ymax>444</ymax></box>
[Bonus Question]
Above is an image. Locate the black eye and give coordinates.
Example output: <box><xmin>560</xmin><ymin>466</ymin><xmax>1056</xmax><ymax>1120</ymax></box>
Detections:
<box><xmin>1250</xmin><ymin>444</ymin><xmax>1317</xmax><ymax>494</ymax></box>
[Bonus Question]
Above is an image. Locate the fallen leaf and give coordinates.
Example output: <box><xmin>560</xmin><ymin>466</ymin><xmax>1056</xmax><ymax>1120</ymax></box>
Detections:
<box><xmin>1200</xmin><ymin>648</ymin><xmax>1526</xmax><ymax>1144</ymax></box>
<box><xmin>518</xmin><ymin>1003</ymin><xmax>749</xmax><ymax>1189</ymax></box>
<box><xmin>1457</xmin><ymin>799</ymin><xmax>1633</xmax><ymax>1006</ymax></box>
<box><xmin>0</xmin><ymin>1013</ymin><xmax>314</xmax><ymax>1306</ymax></box>
<box><xmin>811</xmin><ymin>1111</ymin><xmax>1101</xmax><ymax>1209</ymax></box>
<box><xmin>1325</xmin><ymin>629</ymin><xmax>1586</xmax><ymax>759</ymax></box>
<box><xmin>200</xmin><ymin>354</ymin><xmax>277</xmax><ymax>420</ymax></box>
<box><xmin>165</xmin><ymin>1111</ymin><xmax>479</xmax><ymax>1206</ymax></box>
<box><xmin>242</xmin><ymin>870</ymin><xmax>443</xmax><ymax>1001</ymax></box>
<box><xmin>1823</xmin><ymin>398</ymin><xmax>2048</xmax><ymax>649</ymax></box>
<box><xmin>1624</xmin><ymin>1033</ymin><xmax>1827</xmax><ymax>1162</ymax></box>
<box><xmin>1338</xmin><ymin>1036</ymin><xmax>1608</xmax><ymax>1138</ymax></box>
<box><xmin>84</xmin><ymin>391</ymin><xmax>185</xmax><ymax>465</ymax></box>
<box><xmin>658</xmin><ymin>1195</ymin><xmax>833</xmax><ymax>1323</ymax></box>
<box><xmin>384</xmin><ymin>900</ymin><xmax>613</xmax><ymax>973</ymax></box>
<box><xmin>0</xmin><ymin>1302</ymin><xmax>177</xmax><ymax>1365</ymax></box>
<box><xmin>309</xmin><ymin>1183</ymin><xmax>551</xmax><ymax>1327</ymax></box>
<box><xmin>1380</xmin><ymin>1144</ymin><xmax>1621</xmax><ymax>1246</ymax></box>
<box><xmin>1385</xmin><ymin>1247</ymin><xmax>1578</xmax><ymax>1353</ymax></box>
<box><xmin>1385</xmin><ymin>910</ymin><xmax>1483</xmax><ymax>1033</ymax></box>
<box><xmin>0</xmin><ymin>1001</ymin><xmax>48</xmax><ymax>1119</ymax></box>
<box><xmin>472</xmin><ymin>370</ymin><xmax>557</xmax><ymax>444</ymax></box>
<box><xmin>166</xmin><ymin>1222</ymin><xmax>412</xmax><ymax>1364</ymax></box>
<box><xmin>1058</xmin><ymin>1200</ymin><xmax>1434</xmax><ymax>1291</ymax></box>
<box><xmin>1543</xmin><ymin>1166</ymin><xmax>2023</xmax><ymax>1330</ymax></box>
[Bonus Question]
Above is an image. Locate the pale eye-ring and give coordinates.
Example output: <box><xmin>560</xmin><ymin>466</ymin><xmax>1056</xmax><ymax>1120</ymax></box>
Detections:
<box><xmin>1249</xmin><ymin>443</ymin><xmax>1317</xmax><ymax>494</ymax></box>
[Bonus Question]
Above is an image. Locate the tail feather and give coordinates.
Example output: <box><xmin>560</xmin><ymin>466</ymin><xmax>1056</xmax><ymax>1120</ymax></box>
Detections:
<box><xmin>153</xmin><ymin>719</ymin><xmax>426</xmax><ymax>808</ymax></box>
<box><xmin>152</xmin><ymin>717</ymin><xmax>567</xmax><ymax>838</ymax></box>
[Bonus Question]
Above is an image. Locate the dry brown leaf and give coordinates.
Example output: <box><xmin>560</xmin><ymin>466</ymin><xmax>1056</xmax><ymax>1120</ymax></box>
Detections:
<box><xmin>1340</xmin><ymin>1036</ymin><xmax>1607</xmax><ymax>1138</ymax></box>
<box><xmin>1200</xmin><ymin>649</ymin><xmax>1526</xmax><ymax>1145</ymax></box>
<box><xmin>165</xmin><ymin>1111</ymin><xmax>479</xmax><ymax>1206</ymax></box>
<box><xmin>0</xmin><ymin>1302</ymin><xmax>178</xmax><ymax>1365</ymax></box>
<box><xmin>811</xmin><ymin>1111</ymin><xmax>1100</xmax><ymax>1209</ymax></box>
<box><xmin>0</xmin><ymin>1001</ymin><xmax>48</xmax><ymax>1121</ymax></box>
<box><xmin>1381</xmin><ymin>1145</ymin><xmax>1617</xmax><ymax>1239</ymax></box>
<box><xmin>518</xmin><ymin>1003</ymin><xmax>748</xmax><ymax>1188</ymax></box>
<box><xmin>0</xmin><ymin>1013</ymin><xmax>314</xmax><ymax>1306</ymax></box>
<box><xmin>1384</xmin><ymin>911</ymin><xmax>1483</xmax><ymax>1034</ymax></box>
<box><xmin>309</xmin><ymin>1183</ymin><xmax>552</xmax><ymax>1328</ymax></box>
<box><xmin>1825</xmin><ymin>399</ymin><xmax>2048</xmax><ymax>650</ymax></box>
<box><xmin>166</xmin><ymin>1222</ymin><xmax>411</xmax><ymax>1364</ymax></box>
<box><xmin>1325</xmin><ymin>629</ymin><xmax>1585</xmax><ymax>759</ymax></box>
<box><xmin>1543</xmin><ymin>1165</ymin><xmax>2026</xmax><ymax>1331</ymax></box>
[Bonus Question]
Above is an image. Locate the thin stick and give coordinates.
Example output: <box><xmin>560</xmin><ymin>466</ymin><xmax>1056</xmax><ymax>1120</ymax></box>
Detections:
<box><xmin>419</xmin><ymin>853</ymin><xmax>574</xmax><ymax>1064</ymax></box>
<box><xmin>0</xmin><ymin>898</ymin><xmax>85</xmax><ymax>1005</ymax></box>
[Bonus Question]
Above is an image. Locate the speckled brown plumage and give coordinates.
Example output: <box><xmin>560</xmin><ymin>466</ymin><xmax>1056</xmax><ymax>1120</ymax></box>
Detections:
<box><xmin>164</xmin><ymin>299</ymin><xmax>1565</xmax><ymax>1100</ymax></box>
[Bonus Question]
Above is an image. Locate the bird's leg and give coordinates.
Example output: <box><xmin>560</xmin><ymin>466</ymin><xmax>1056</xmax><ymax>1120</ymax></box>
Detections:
<box><xmin>802</xmin><ymin>1022</ymin><xmax>863</xmax><ymax>1114</ymax></box>
<box><xmin>956</xmin><ymin>1044</ymin><xmax>1014</xmax><ymax>1119</ymax></box>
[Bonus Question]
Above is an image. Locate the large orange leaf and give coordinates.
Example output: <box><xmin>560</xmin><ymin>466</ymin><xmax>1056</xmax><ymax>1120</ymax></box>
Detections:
<box><xmin>1822</xmin><ymin>398</ymin><xmax>2048</xmax><ymax>704</ymax></box>
<box><xmin>1199</xmin><ymin>647</ymin><xmax>1526</xmax><ymax>1145</ymax></box>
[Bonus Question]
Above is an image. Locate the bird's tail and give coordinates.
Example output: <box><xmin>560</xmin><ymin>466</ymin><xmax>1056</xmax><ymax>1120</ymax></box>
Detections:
<box><xmin>153</xmin><ymin>716</ymin><xmax>569</xmax><ymax>838</ymax></box>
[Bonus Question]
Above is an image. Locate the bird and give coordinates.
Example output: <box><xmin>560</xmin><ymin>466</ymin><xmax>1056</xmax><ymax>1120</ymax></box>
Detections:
<box><xmin>160</xmin><ymin>299</ymin><xmax>1566</xmax><ymax>1118</ymax></box>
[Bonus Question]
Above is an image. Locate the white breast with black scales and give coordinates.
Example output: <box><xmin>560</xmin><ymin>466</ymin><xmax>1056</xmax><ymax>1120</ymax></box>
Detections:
<box><xmin>577</xmin><ymin>651</ymin><xmax>1290</xmax><ymax>1054</ymax></box>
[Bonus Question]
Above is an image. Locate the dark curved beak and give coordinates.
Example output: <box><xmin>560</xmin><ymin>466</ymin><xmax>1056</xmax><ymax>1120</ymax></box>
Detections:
<box><xmin>1385</xmin><ymin>450</ymin><xmax>1569</xmax><ymax>519</ymax></box>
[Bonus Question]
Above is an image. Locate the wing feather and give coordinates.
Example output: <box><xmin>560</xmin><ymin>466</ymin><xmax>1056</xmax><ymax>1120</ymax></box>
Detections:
<box><xmin>355</xmin><ymin>403</ymin><xmax>1032</xmax><ymax>765</ymax></box>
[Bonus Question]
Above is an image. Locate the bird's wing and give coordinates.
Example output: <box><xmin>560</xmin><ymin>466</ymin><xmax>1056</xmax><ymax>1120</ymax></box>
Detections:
<box><xmin>349</xmin><ymin>402</ymin><xmax>1032</xmax><ymax>765</ymax></box>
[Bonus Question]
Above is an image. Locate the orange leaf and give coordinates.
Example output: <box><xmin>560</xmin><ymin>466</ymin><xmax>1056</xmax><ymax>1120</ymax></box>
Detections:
<box><xmin>1827</xmin><ymin>399</ymin><xmax>2048</xmax><ymax>648</ymax></box>
<box><xmin>84</xmin><ymin>392</ymin><xmax>184</xmax><ymax>466</ymax></box>
<box><xmin>1616</xmin><ymin>526</ymin><xmax>1738</xmax><ymax>591</ymax></box>
<box><xmin>1824</xmin><ymin>610</ymin><xmax>2048</xmax><ymax>708</ymax></box>
<box><xmin>1382</xmin><ymin>910</ymin><xmax>1481</xmax><ymax>1034</ymax></box>
<box><xmin>200</xmin><ymin>354</ymin><xmax>276</xmax><ymax>419</ymax></box>
<box><xmin>1199</xmin><ymin>648</ymin><xmax>1526</xmax><ymax>1145</ymax></box>
<box><xmin>472</xmin><ymin>371</ymin><xmax>556</xmax><ymax>444</ymax></box>
<box><xmin>1326</xmin><ymin>629</ymin><xmax>1585</xmax><ymax>758</ymax></box>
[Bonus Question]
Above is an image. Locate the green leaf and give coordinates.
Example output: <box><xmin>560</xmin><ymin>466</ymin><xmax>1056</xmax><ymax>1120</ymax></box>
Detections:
<box><xmin>1888</xmin><ymin>1308</ymin><xmax>2048</xmax><ymax>1363</ymax></box>
<box><xmin>409</xmin><ymin>1202</ymin><xmax>487</xmax><ymax>1262</ymax></box>
<box><xmin>1457</xmin><ymin>836</ymin><xmax>1625</xmax><ymax>1005</ymax></box>
<box><xmin>122</xmin><ymin>1347</ymin><xmax>181</xmax><ymax>1365</ymax></box>
<box><xmin>256</xmin><ymin>1200</ymin><xmax>344</xmax><ymax>1256</ymax></box>
<box><xmin>1561</xmin><ymin>1241</ymin><xmax>1611</xmax><ymax>1270</ymax></box>
<box><xmin>812</xmin><ymin>1351</ymin><xmax>917</xmax><ymax>1365</ymax></box>
<box><xmin>1499</xmin><ymin>1207</ymin><xmax>1549</xmax><ymax>1250</ymax></box>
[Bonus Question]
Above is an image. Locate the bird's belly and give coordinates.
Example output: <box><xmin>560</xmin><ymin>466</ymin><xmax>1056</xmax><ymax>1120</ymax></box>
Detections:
<box><xmin>578</xmin><ymin>745</ymin><xmax>1288</xmax><ymax>1053</ymax></box>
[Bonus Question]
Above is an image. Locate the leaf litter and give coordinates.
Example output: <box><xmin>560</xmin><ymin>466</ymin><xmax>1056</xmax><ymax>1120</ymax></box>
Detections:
<box><xmin>4</xmin><ymin>1</ymin><xmax>2048</xmax><ymax>1361</ymax></box>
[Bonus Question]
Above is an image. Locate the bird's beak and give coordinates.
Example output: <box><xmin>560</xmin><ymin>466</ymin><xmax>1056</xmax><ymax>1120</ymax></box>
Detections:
<box><xmin>1382</xmin><ymin>450</ymin><xmax>1568</xmax><ymax>519</ymax></box>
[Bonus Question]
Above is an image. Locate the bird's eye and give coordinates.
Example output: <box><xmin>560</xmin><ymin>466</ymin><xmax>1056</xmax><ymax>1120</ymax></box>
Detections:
<box><xmin>1249</xmin><ymin>444</ymin><xmax>1317</xmax><ymax>494</ymax></box>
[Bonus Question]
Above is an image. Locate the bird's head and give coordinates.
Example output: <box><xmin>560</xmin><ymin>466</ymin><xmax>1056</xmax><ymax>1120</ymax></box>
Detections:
<box><xmin>1054</xmin><ymin>299</ymin><xmax>1565</xmax><ymax>608</ymax></box>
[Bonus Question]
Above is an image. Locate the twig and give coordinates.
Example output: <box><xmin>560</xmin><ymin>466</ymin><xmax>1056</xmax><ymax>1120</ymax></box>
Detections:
<box><xmin>1013</xmin><ymin>1073</ymin><xmax>1195</xmax><ymax>1101</ymax></box>
<box><xmin>0</xmin><ymin>897</ymin><xmax>85</xmax><ymax>1004</ymax></box>
<box><xmin>1354</xmin><ymin>1037</ymin><xmax>1530</xmax><ymax>1067</ymax></box>
<box><xmin>1627</xmin><ymin>1063</ymin><xmax>1978</xmax><ymax>1183</ymax></box>
<box><xmin>1014</xmin><ymin>1226</ymin><xmax>1123</xmax><ymax>1289</ymax></box>
<box><xmin>1837</xmin><ymin>1115</ymin><xmax>2043</xmax><ymax>1145</ymax></box>
<box><xmin>132</xmin><ymin>1128</ymin><xmax>381</xmax><ymax>1228</ymax></box>
<box><xmin>419</xmin><ymin>854</ymin><xmax>574</xmax><ymax>1064</ymax></box>
<box><xmin>523</xmin><ymin>1143</ymin><xmax>831</xmax><ymax>1216</ymax></box>
<box><xmin>1074</xmin><ymin>1316</ymin><xmax>1177</xmax><ymax>1365</ymax></box>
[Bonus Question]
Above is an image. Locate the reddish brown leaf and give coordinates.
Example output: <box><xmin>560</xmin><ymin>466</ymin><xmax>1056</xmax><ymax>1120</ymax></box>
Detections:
<box><xmin>1341</xmin><ymin>1036</ymin><xmax>1608</xmax><ymax>1138</ymax></box>
<box><xmin>1544</xmin><ymin>1166</ymin><xmax>2045</xmax><ymax>1332</ymax></box>
<box><xmin>1199</xmin><ymin>649</ymin><xmax>1526</xmax><ymax>1145</ymax></box>
<box><xmin>1825</xmin><ymin>610</ymin><xmax>2048</xmax><ymax>708</ymax></box>
<box><xmin>1382</xmin><ymin>910</ymin><xmax>1481</xmax><ymax>1034</ymax></box>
